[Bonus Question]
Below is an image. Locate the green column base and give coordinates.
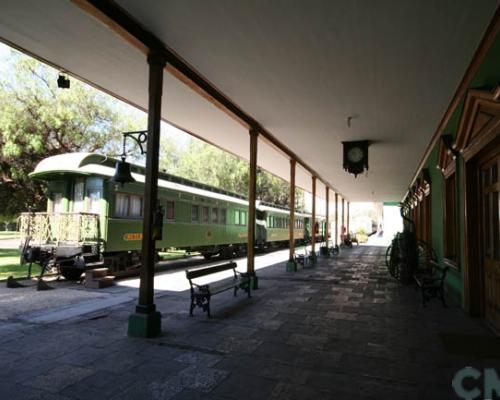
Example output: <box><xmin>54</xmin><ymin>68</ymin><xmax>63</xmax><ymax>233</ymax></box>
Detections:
<box><xmin>309</xmin><ymin>252</ymin><xmax>317</xmax><ymax>264</ymax></box>
<box><xmin>128</xmin><ymin>310</ymin><xmax>162</xmax><ymax>338</ymax></box>
<box><xmin>250</xmin><ymin>274</ymin><xmax>259</xmax><ymax>290</ymax></box>
<box><xmin>286</xmin><ymin>260</ymin><xmax>297</xmax><ymax>272</ymax></box>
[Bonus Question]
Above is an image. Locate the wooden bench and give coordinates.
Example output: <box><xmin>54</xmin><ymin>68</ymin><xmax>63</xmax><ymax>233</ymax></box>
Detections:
<box><xmin>186</xmin><ymin>262</ymin><xmax>251</xmax><ymax>318</ymax></box>
<box><xmin>414</xmin><ymin>260</ymin><xmax>449</xmax><ymax>307</ymax></box>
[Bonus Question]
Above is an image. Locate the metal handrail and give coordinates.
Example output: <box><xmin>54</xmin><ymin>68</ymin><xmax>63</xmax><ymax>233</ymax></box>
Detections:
<box><xmin>18</xmin><ymin>212</ymin><xmax>100</xmax><ymax>246</ymax></box>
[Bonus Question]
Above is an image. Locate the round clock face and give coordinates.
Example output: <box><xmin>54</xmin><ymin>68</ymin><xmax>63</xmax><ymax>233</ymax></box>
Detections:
<box><xmin>347</xmin><ymin>147</ymin><xmax>364</xmax><ymax>163</ymax></box>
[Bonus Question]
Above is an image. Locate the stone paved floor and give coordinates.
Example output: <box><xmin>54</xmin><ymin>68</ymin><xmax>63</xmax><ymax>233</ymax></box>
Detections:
<box><xmin>0</xmin><ymin>246</ymin><xmax>498</xmax><ymax>400</ymax></box>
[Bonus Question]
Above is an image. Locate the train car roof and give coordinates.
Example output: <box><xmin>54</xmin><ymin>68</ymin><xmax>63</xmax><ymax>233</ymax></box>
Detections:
<box><xmin>31</xmin><ymin>153</ymin><xmax>321</xmax><ymax>217</ymax></box>
<box><xmin>257</xmin><ymin>204</ymin><xmax>313</xmax><ymax>219</ymax></box>
<box><xmin>30</xmin><ymin>153</ymin><xmax>252</xmax><ymax>206</ymax></box>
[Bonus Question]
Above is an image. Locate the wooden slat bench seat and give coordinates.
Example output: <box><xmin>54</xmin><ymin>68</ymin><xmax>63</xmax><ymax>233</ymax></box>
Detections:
<box><xmin>414</xmin><ymin>260</ymin><xmax>449</xmax><ymax>307</ymax></box>
<box><xmin>186</xmin><ymin>262</ymin><xmax>251</xmax><ymax>318</ymax></box>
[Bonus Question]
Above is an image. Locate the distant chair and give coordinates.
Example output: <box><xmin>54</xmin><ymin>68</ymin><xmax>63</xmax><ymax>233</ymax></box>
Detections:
<box><xmin>340</xmin><ymin>226</ymin><xmax>357</xmax><ymax>248</ymax></box>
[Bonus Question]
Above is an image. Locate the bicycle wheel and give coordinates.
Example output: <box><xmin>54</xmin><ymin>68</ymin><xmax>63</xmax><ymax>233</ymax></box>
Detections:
<box><xmin>385</xmin><ymin>245</ymin><xmax>392</xmax><ymax>268</ymax></box>
<box><xmin>388</xmin><ymin>245</ymin><xmax>399</xmax><ymax>278</ymax></box>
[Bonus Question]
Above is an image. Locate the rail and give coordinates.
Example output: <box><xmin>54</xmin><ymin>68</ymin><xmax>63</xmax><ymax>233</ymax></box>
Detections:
<box><xmin>18</xmin><ymin>212</ymin><xmax>100</xmax><ymax>246</ymax></box>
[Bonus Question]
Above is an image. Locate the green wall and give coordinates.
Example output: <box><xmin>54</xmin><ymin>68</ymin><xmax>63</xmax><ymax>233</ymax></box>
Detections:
<box><xmin>417</xmin><ymin>33</ymin><xmax>500</xmax><ymax>307</ymax></box>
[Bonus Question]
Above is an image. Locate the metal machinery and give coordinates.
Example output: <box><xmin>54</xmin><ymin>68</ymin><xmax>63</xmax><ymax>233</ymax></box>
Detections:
<box><xmin>19</xmin><ymin>153</ymin><xmax>326</xmax><ymax>280</ymax></box>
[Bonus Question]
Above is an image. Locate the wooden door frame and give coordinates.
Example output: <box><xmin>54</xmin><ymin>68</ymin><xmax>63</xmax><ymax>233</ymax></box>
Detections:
<box><xmin>463</xmin><ymin>119</ymin><xmax>500</xmax><ymax>317</ymax></box>
<box><xmin>460</xmin><ymin>89</ymin><xmax>500</xmax><ymax>316</ymax></box>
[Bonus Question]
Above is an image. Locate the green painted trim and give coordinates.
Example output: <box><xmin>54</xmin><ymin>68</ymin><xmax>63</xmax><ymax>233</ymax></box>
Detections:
<box><xmin>309</xmin><ymin>252</ymin><xmax>317</xmax><ymax>264</ymax></box>
<box><xmin>251</xmin><ymin>274</ymin><xmax>259</xmax><ymax>290</ymax></box>
<box><xmin>127</xmin><ymin>311</ymin><xmax>162</xmax><ymax>338</ymax></box>
<box><xmin>286</xmin><ymin>261</ymin><xmax>297</xmax><ymax>272</ymax></box>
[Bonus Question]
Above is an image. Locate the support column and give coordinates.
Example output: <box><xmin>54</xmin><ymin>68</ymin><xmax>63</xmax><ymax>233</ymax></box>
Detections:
<box><xmin>347</xmin><ymin>201</ymin><xmax>350</xmax><ymax>234</ymax></box>
<box><xmin>335</xmin><ymin>193</ymin><xmax>338</xmax><ymax>248</ymax></box>
<box><xmin>342</xmin><ymin>198</ymin><xmax>345</xmax><ymax>244</ymax></box>
<box><xmin>287</xmin><ymin>159</ymin><xmax>297</xmax><ymax>272</ymax></box>
<box><xmin>325</xmin><ymin>186</ymin><xmax>329</xmax><ymax>249</ymax></box>
<box><xmin>247</xmin><ymin>129</ymin><xmax>258</xmax><ymax>289</ymax></box>
<box><xmin>128</xmin><ymin>52</ymin><xmax>165</xmax><ymax>338</ymax></box>
<box><xmin>311</xmin><ymin>176</ymin><xmax>317</xmax><ymax>262</ymax></box>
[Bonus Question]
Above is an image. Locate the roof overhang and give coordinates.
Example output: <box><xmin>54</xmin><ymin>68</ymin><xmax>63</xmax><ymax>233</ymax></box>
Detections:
<box><xmin>1</xmin><ymin>0</ymin><xmax>498</xmax><ymax>201</ymax></box>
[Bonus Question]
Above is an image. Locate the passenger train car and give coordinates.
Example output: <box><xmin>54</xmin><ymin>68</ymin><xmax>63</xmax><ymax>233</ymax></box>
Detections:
<box><xmin>19</xmin><ymin>153</ymin><xmax>326</xmax><ymax>280</ymax></box>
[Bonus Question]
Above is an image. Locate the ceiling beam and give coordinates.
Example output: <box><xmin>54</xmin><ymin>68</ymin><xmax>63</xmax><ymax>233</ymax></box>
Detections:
<box><xmin>72</xmin><ymin>0</ymin><xmax>346</xmax><ymax>199</ymax></box>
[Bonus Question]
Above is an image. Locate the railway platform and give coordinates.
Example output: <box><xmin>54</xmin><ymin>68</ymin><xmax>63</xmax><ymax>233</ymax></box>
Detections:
<box><xmin>0</xmin><ymin>245</ymin><xmax>498</xmax><ymax>399</ymax></box>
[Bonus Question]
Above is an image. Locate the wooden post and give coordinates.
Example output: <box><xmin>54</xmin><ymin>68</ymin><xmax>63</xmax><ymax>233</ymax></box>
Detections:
<box><xmin>311</xmin><ymin>176</ymin><xmax>317</xmax><ymax>261</ymax></box>
<box><xmin>347</xmin><ymin>201</ymin><xmax>350</xmax><ymax>234</ymax></box>
<box><xmin>325</xmin><ymin>186</ymin><xmax>329</xmax><ymax>249</ymax></box>
<box><xmin>335</xmin><ymin>193</ymin><xmax>338</xmax><ymax>247</ymax></box>
<box><xmin>128</xmin><ymin>52</ymin><xmax>165</xmax><ymax>338</ymax></box>
<box><xmin>342</xmin><ymin>198</ymin><xmax>345</xmax><ymax>242</ymax></box>
<box><xmin>247</xmin><ymin>129</ymin><xmax>258</xmax><ymax>288</ymax></box>
<box><xmin>287</xmin><ymin>159</ymin><xmax>297</xmax><ymax>271</ymax></box>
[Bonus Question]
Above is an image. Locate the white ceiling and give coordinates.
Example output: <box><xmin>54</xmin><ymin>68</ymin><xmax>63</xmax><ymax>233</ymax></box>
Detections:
<box><xmin>0</xmin><ymin>0</ymin><xmax>498</xmax><ymax>201</ymax></box>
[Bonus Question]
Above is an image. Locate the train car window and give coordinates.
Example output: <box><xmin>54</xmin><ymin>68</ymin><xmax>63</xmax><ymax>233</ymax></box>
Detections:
<box><xmin>202</xmin><ymin>206</ymin><xmax>209</xmax><ymax>223</ymax></box>
<box><xmin>241</xmin><ymin>211</ymin><xmax>247</xmax><ymax>226</ymax></box>
<box><xmin>235</xmin><ymin>210</ymin><xmax>240</xmax><ymax>225</ymax></box>
<box><xmin>88</xmin><ymin>189</ymin><xmax>101</xmax><ymax>214</ymax></box>
<box><xmin>192</xmin><ymin>205</ymin><xmax>200</xmax><ymax>223</ymax></box>
<box><xmin>52</xmin><ymin>193</ymin><xmax>63</xmax><ymax>213</ymax></box>
<box><xmin>115</xmin><ymin>194</ymin><xmax>129</xmax><ymax>217</ymax></box>
<box><xmin>220</xmin><ymin>208</ymin><xmax>226</xmax><ymax>225</ymax></box>
<box><xmin>166</xmin><ymin>201</ymin><xmax>175</xmax><ymax>220</ymax></box>
<box><xmin>73</xmin><ymin>180</ymin><xmax>84</xmax><ymax>213</ymax></box>
<box><xmin>129</xmin><ymin>195</ymin><xmax>143</xmax><ymax>217</ymax></box>
<box><xmin>212</xmin><ymin>208</ymin><xmax>219</xmax><ymax>224</ymax></box>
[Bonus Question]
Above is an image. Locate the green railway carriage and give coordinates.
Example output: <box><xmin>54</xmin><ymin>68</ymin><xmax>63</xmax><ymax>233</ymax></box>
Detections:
<box><xmin>19</xmin><ymin>153</ymin><xmax>318</xmax><ymax>279</ymax></box>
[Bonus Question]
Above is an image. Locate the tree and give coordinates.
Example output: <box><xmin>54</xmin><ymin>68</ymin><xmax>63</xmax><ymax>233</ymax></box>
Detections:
<box><xmin>0</xmin><ymin>46</ymin><xmax>303</xmax><ymax>215</ymax></box>
<box><xmin>159</xmin><ymin>136</ymin><xmax>304</xmax><ymax>208</ymax></box>
<box><xmin>0</xmin><ymin>50</ymin><xmax>145</xmax><ymax>214</ymax></box>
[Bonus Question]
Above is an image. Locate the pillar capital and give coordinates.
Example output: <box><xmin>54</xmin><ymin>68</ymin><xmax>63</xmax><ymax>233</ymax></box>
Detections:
<box><xmin>249</xmin><ymin>128</ymin><xmax>259</xmax><ymax>137</ymax></box>
<box><xmin>147</xmin><ymin>51</ymin><xmax>167</xmax><ymax>67</ymax></box>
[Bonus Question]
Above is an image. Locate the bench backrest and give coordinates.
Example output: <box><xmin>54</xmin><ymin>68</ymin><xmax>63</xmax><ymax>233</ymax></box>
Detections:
<box><xmin>186</xmin><ymin>262</ymin><xmax>237</xmax><ymax>280</ymax></box>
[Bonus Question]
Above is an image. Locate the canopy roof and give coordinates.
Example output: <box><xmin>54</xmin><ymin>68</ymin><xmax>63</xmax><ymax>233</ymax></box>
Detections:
<box><xmin>1</xmin><ymin>0</ymin><xmax>498</xmax><ymax>201</ymax></box>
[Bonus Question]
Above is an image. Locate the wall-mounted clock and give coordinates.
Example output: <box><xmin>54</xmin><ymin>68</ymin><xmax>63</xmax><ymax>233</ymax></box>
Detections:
<box><xmin>342</xmin><ymin>140</ymin><xmax>370</xmax><ymax>177</ymax></box>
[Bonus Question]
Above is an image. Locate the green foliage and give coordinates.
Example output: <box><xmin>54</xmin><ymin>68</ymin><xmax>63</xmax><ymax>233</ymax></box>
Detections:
<box><xmin>159</xmin><ymin>137</ymin><xmax>304</xmax><ymax>208</ymax></box>
<box><xmin>0</xmin><ymin>249</ymin><xmax>40</xmax><ymax>279</ymax></box>
<box><xmin>0</xmin><ymin>47</ymin><xmax>302</xmax><ymax>214</ymax></box>
<box><xmin>0</xmin><ymin>214</ymin><xmax>17</xmax><ymax>231</ymax></box>
<box><xmin>357</xmin><ymin>227</ymin><xmax>367</xmax><ymax>236</ymax></box>
<box><xmin>0</xmin><ymin>50</ymin><xmax>145</xmax><ymax>214</ymax></box>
